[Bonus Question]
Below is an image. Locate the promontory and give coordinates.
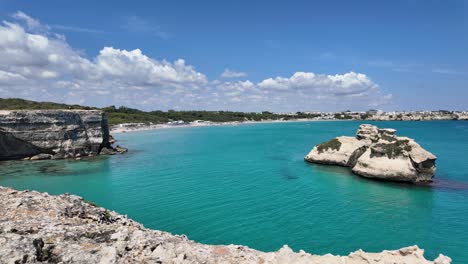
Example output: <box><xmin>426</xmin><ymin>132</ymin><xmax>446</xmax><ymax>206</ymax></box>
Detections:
<box><xmin>305</xmin><ymin>124</ymin><xmax>437</xmax><ymax>183</ymax></box>
<box><xmin>0</xmin><ymin>110</ymin><xmax>126</xmax><ymax>161</ymax></box>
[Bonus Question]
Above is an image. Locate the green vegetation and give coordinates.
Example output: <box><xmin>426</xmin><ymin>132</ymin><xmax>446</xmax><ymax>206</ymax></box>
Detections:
<box><xmin>316</xmin><ymin>138</ymin><xmax>342</xmax><ymax>153</ymax></box>
<box><xmin>333</xmin><ymin>113</ymin><xmax>353</xmax><ymax>120</ymax></box>
<box><xmin>0</xmin><ymin>98</ymin><xmax>321</xmax><ymax>125</ymax></box>
<box><xmin>0</xmin><ymin>98</ymin><xmax>96</xmax><ymax>110</ymax></box>
<box><xmin>360</xmin><ymin>113</ymin><xmax>371</xmax><ymax>120</ymax></box>
<box><xmin>101</xmin><ymin>210</ymin><xmax>112</xmax><ymax>222</ymax></box>
<box><xmin>371</xmin><ymin>139</ymin><xmax>412</xmax><ymax>159</ymax></box>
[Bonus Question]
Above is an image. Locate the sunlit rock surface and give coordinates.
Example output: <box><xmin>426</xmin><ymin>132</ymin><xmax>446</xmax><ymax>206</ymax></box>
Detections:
<box><xmin>305</xmin><ymin>124</ymin><xmax>437</xmax><ymax>183</ymax></box>
<box><xmin>0</xmin><ymin>186</ymin><xmax>451</xmax><ymax>263</ymax></box>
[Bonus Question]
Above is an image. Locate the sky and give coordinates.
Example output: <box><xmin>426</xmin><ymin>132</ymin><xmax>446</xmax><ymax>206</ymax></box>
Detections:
<box><xmin>0</xmin><ymin>0</ymin><xmax>467</xmax><ymax>112</ymax></box>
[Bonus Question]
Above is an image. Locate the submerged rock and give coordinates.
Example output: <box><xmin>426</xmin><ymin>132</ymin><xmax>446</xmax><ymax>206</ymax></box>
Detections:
<box><xmin>305</xmin><ymin>124</ymin><xmax>437</xmax><ymax>183</ymax></box>
<box><xmin>0</xmin><ymin>186</ymin><xmax>451</xmax><ymax>263</ymax></box>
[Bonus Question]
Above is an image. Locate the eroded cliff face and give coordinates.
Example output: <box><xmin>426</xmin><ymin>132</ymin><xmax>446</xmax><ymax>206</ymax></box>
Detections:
<box><xmin>305</xmin><ymin>124</ymin><xmax>437</xmax><ymax>183</ymax></box>
<box><xmin>0</xmin><ymin>186</ymin><xmax>451</xmax><ymax>264</ymax></box>
<box><xmin>0</xmin><ymin>110</ymin><xmax>110</xmax><ymax>160</ymax></box>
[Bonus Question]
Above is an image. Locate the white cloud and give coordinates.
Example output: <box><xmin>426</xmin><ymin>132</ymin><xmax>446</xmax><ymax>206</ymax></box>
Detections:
<box><xmin>221</xmin><ymin>69</ymin><xmax>247</xmax><ymax>78</ymax></box>
<box><xmin>0</xmin><ymin>12</ymin><xmax>391</xmax><ymax>111</ymax></box>
<box><xmin>11</xmin><ymin>11</ymin><xmax>49</xmax><ymax>33</ymax></box>
<box><xmin>258</xmin><ymin>72</ymin><xmax>378</xmax><ymax>96</ymax></box>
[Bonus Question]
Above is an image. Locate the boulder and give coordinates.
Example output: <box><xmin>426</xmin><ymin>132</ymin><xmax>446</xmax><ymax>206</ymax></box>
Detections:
<box><xmin>115</xmin><ymin>145</ymin><xmax>128</xmax><ymax>153</ymax></box>
<box><xmin>99</xmin><ymin>147</ymin><xmax>117</xmax><ymax>155</ymax></box>
<box><xmin>305</xmin><ymin>124</ymin><xmax>437</xmax><ymax>183</ymax></box>
<box><xmin>30</xmin><ymin>153</ymin><xmax>53</xmax><ymax>160</ymax></box>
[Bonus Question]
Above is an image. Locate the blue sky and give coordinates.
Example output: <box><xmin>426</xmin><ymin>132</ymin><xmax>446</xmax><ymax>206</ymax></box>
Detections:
<box><xmin>0</xmin><ymin>0</ymin><xmax>467</xmax><ymax>111</ymax></box>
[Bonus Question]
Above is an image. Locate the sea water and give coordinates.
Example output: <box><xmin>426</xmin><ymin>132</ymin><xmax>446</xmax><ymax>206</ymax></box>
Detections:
<box><xmin>1</xmin><ymin>121</ymin><xmax>467</xmax><ymax>262</ymax></box>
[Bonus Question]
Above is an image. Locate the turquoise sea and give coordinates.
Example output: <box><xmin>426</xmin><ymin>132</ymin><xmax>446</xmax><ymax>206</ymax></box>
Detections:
<box><xmin>1</xmin><ymin>121</ymin><xmax>467</xmax><ymax>262</ymax></box>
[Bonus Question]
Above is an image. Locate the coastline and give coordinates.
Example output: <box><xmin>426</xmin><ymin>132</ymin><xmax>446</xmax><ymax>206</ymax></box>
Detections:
<box><xmin>110</xmin><ymin>118</ymin><xmax>465</xmax><ymax>134</ymax></box>
<box><xmin>110</xmin><ymin>119</ymin><xmax>339</xmax><ymax>133</ymax></box>
<box><xmin>0</xmin><ymin>186</ymin><xmax>451</xmax><ymax>263</ymax></box>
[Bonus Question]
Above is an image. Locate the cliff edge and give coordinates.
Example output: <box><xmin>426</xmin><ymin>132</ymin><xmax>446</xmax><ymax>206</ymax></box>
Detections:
<box><xmin>0</xmin><ymin>110</ymin><xmax>124</xmax><ymax>161</ymax></box>
<box><xmin>0</xmin><ymin>186</ymin><xmax>450</xmax><ymax>263</ymax></box>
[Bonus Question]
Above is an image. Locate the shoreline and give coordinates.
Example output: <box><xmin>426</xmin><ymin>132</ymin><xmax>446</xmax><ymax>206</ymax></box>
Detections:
<box><xmin>110</xmin><ymin>118</ymin><xmax>333</xmax><ymax>133</ymax></box>
<box><xmin>0</xmin><ymin>186</ymin><xmax>451</xmax><ymax>263</ymax></box>
<box><xmin>110</xmin><ymin>118</ymin><xmax>465</xmax><ymax>134</ymax></box>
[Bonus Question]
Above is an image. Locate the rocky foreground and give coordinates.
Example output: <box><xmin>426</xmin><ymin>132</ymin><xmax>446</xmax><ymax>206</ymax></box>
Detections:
<box><xmin>305</xmin><ymin>124</ymin><xmax>437</xmax><ymax>183</ymax></box>
<box><xmin>0</xmin><ymin>110</ymin><xmax>126</xmax><ymax>161</ymax></box>
<box><xmin>0</xmin><ymin>187</ymin><xmax>451</xmax><ymax>263</ymax></box>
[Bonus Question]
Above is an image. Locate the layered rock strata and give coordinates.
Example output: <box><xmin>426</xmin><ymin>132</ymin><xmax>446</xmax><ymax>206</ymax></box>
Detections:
<box><xmin>305</xmin><ymin>124</ymin><xmax>437</xmax><ymax>183</ymax></box>
<box><xmin>0</xmin><ymin>186</ymin><xmax>451</xmax><ymax>263</ymax></box>
<box><xmin>0</xmin><ymin>110</ymin><xmax>125</xmax><ymax>161</ymax></box>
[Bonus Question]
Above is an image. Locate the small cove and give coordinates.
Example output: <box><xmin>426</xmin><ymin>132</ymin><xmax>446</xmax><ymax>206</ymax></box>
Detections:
<box><xmin>1</xmin><ymin>120</ymin><xmax>467</xmax><ymax>262</ymax></box>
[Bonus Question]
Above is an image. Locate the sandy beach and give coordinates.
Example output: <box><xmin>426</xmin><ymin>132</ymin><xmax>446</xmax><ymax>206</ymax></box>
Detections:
<box><xmin>109</xmin><ymin>118</ymin><xmax>334</xmax><ymax>133</ymax></box>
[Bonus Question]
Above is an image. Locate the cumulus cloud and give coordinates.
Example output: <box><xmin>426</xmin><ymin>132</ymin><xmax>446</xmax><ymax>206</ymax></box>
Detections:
<box><xmin>221</xmin><ymin>69</ymin><xmax>247</xmax><ymax>78</ymax></box>
<box><xmin>0</xmin><ymin>12</ymin><xmax>391</xmax><ymax>111</ymax></box>
<box><xmin>258</xmin><ymin>72</ymin><xmax>378</xmax><ymax>96</ymax></box>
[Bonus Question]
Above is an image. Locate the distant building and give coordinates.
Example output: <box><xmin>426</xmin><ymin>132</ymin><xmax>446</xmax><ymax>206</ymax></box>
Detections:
<box><xmin>366</xmin><ymin>109</ymin><xmax>384</xmax><ymax>116</ymax></box>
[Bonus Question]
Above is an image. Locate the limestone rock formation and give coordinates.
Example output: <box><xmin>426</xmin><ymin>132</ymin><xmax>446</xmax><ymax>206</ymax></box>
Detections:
<box><xmin>305</xmin><ymin>124</ymin><xmax>437</xmax><ymax>183</ymax></box>
<box><xmin>304</xmin><ymin>136</ymin><xmax>366</xmax><ymax>167</ymax></box>
<box><xmin>0</xmin><ymin>186</ymin><xmax>451</xmax><ymax>263</ymax></box>
<box><xmin>0</xmin><ymin>110</ymin><xmax>123</xmax><ymax>161</ymax></box>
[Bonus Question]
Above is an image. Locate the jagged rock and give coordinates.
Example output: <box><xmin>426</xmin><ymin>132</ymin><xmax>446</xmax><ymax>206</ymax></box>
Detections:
<box><xmin>0</xmin><ymin>110</ymin><xmax>125</xmax><ymax>161</ymax></box>
<box><xmin>356</xmin><ymin>124</ymin><xmax>379</xmax><ymax>143</ymax></box>
<box><xmin>99</xmin><ymin>147</ymin><xmax>117</xmax><ymax>155</ymax></box>
<box><xmin>115</xmin><ymin>145</ymin><xmax>128</xmax><ymax>153</ymax></box>
<box><xmin>305</xmin><ymin>124</ymin><xmax>437</xmax><ymax>183</ymax></box>
<box><xmin>0</xmin><ymin>186</ymin><xmax>451</xmax><ymax>263</ymax></box>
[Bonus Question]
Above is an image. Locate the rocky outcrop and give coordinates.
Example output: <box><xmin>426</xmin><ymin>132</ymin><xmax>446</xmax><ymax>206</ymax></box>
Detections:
<box><xmin>304</xmin><ymin>136</ymin><xmax>367</xmax><ymax>167</ymax></box>
<box><xmin>0</xmin><ymin>186</ymin><xmax>451</xmax><ymax>264</ymax></box>
<box><xmin>0</xmin><ymin>110</ymin><xmax>123</xmax><ymax>161</ymax></box>
<box><xmin>305</xmin><ymin>124</ymin><xmax>437</xmax><ymax>183</ymax></box>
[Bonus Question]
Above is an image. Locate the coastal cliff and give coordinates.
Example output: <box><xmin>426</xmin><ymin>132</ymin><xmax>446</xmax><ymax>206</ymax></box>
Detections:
<box><xmin>0</xmin><ymin>110</ymin><xmax>124</xmax><ymax>161</ymax></box>
<box><xmin>305</xmin><ymin>124</ymin><xmax>436</xmax><ymax>183</ymax></box>
<box><xmin>0</xmin><ymin>186</ymin><xmax>451</xmax><ymax>263</ymax></box>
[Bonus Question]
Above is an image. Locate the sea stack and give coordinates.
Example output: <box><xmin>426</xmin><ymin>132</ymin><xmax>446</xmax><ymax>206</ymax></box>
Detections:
<box><xmin>305</xmin><ymin>124</ymin><xmax>437</xmax><ymax>183</ymax></box>
<box><xmin>0</xmin><ymin>110</ymin><xmax>125</xmax><ymax>161</ymax></box>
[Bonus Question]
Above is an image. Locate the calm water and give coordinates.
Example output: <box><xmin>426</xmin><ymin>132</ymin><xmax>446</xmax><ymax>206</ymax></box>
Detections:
<box><xmin>1</xmin><ymin>121</ymin><xmax>467</xmax><ymax>262</ymax></box>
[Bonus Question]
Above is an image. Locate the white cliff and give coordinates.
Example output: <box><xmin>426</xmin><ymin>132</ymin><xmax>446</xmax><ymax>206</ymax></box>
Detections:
<box><xmin>0</xmin><ymin>110</ymin><xmax>125</xmax><ymax>161</ymax></box>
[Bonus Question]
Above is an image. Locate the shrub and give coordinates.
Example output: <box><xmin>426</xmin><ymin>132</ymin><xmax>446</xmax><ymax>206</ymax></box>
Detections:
<box><xmin>317</xmin><ymin>138</ymin><xmax>342</xmax><ymax>153</ymax></box>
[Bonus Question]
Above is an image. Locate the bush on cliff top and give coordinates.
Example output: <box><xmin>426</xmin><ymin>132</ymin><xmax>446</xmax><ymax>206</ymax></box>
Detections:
<box><xmin>371</xmin><ymin>139</ymin><xmax>412</xmax><ymax>159</ymax></box>
<box><xmin>317</xmin><ymin>138</ymin><xmax>342</xmax><ymax>153</ymax></box>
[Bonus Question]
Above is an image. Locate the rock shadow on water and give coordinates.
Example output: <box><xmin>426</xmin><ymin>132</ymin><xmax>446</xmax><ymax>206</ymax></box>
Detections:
<box><xmin>306</xmin><ymin>161</ymin><xmax>468</xmax><ymax>193</ymax></box>
<box><xmin>419</xmin><ymin>178</ymin><xmax>468</xmax><ymax>192</ymax></box>
<box><xmin>38</xmin><ymin>162</ymin><xmax>70</xmax><ymax>175</ymax></box>
<box><xmin>280</xmin><ymin>167</ymin><xmax>299</xmax><ymax>180</ymax></box>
